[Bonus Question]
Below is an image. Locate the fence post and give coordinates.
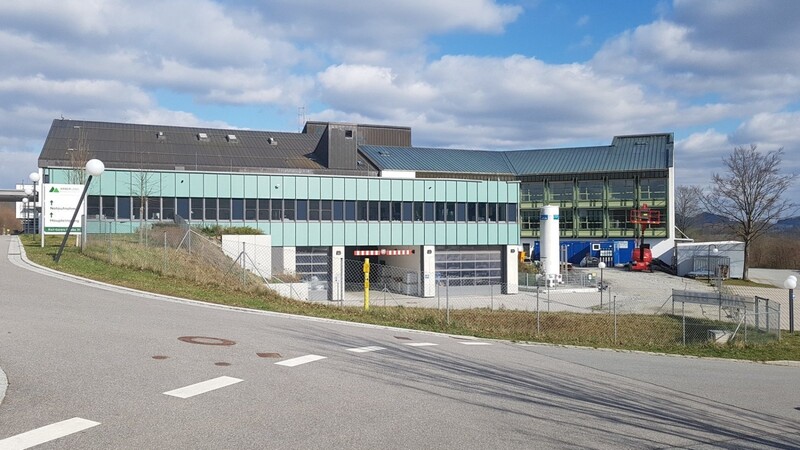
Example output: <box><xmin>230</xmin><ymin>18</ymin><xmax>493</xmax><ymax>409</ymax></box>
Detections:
<box><xmin>744</xmin><ymin>307</ymin><xmax>747</xmax><ymax>343</ymax></box>
<box><xmin>613</xmin><ymin>295</ymin><xmax>617</xmax><ymax>344</ymax></box>
<box><xmin>536</xmin><ymin>283</ymin><xmax>540</xmax><ymax>336</ymax></box>
<box><xmin>765</xmin><ymin>299</ymin><xmax>770</xmax><ymax>334</ymax></box>
<box><xmin>163</xmin><ymin>231</ymin><xmax>167</xmax><ymax>274</ymax></box>
<box><xmin>446</xmin><ymin>278</ymin><xmax>450</xmax><ymax>326</ymax></box>
<box><xmin>755</xmin><ymin>297</ymin><xmax>760</xmax><ymax>331</ymax></box>
<box><xmin>490</xmin><ymin>283</ymin><xmax>494</xmax><ymax>311</ymax></box>
<box><xmin>241</xmin><ymin>242</ymin><xmax>247</xmax><ymax>287</ymax></box>
<box><xmin>682</xmin><ymin>301</ymin><xmax>686</xmax><ymax>346</ymax></box>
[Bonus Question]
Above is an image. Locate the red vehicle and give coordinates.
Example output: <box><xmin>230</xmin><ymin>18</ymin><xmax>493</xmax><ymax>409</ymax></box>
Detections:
<box><xmin>629</xmin><ymin>204</ymin><xmax>660</xmax><ymax>272</ymax></box>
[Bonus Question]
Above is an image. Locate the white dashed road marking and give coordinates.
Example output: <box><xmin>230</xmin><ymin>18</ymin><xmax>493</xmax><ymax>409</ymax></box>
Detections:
<box><xmin>459</xmin><ymin>342</ymin><xmax>492</xmax><ymax>346</ymax></box>
<box><xmin>0</xmin><ymin>417</ymin><xmax>100</xmax><ymax>449</ymax></box>
<box><xmin>346</xmin><ymin>346</ymin><xmax>386</xmax><ymax>353</ymax></box>
<box><xmin>404</xmin><ymin>343</ymin><xmax>438</xmax><ymax>347</ymax></box>
<box><xmin>163</xmin><ymin>376</ymin><xmax>243</xmax><ymax>399</ymax></box>
<box><xmin>275</xmin><ymin>354</ymin><xmax>327</xmax><ymax>367</ymax></box>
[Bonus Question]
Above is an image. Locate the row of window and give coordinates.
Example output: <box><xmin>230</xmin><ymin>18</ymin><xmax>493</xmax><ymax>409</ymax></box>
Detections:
<box><xmin>86</xmin><ymin>196</ymin><xmax>518</xmax><ymax>223</ymax></box>
<box><xmin>519</xmin><ymin>208</ymin><xmax>667</xmax><ymax>230</ymax></box>
<box><xmin>520</xmin><ymin>178</ymin><xmax>667</xmax><ymax>203</ymax></box>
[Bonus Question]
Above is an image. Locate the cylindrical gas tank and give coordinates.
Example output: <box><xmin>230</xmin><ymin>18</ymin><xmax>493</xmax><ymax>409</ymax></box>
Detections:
<box><xmin>540</xmin><ymin>205</ymin><xmax>562</xmax><ymax>285</ymax></box>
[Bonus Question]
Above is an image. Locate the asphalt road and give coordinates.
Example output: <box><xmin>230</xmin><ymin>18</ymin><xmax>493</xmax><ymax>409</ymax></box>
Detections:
<box><xmin>1</xmin><ymin>235</ymin><xmax>798</xmax><ymax>449</ymax></box>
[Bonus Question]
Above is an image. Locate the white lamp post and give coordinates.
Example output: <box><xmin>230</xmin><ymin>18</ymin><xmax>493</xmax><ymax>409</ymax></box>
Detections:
<box><xmin>29</xmin><ymin>171</ymin><xmax>40</xmax><ymax>235</ymax></box>
<box><xmin>54</xmin><ymin>159</ymin><xmax>104</xmax><ymax>262</ymax></box>
<box><xmin>598</xmin><ymin>261</ymin><xmax>606</xmax><ymax>308</ymax></box>
<box><xmin>785</xmin><ymin>275</ymin><xmax>797</xmax><ymax>333</ymax></box>
<box><xmin>21</xmin><ymin>197</ymin><xmax>29</xmax><ymax>232</ymax></box>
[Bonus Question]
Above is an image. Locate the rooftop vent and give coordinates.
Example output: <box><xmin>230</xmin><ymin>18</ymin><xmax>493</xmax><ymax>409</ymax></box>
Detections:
<box><xmin>197</xmin><ymin>132</ymin><xmax>209</xmax><ymax>142</ymax></box>
<box><xmin>156</xmin><ymin>131</ymin><xmax>166</xmax><ymax>140</ymax></box>
<box><xmin>378</xmin><ymin>151</ymin><xmax>390</xmax><ymax>156</ymax></box>
<box><xmin>634</xmin><ymin>141</ymin><xmax>647</xmax><ymax>145</ymax></box>
<box><xmin>268</xmin><ymin>137</ymin><xmax>277</xmax><ymax>145</ymax></box>
<box><xmin>226</xmin><ymin>134</ymin><xmax>238</xmax><ymax>142</ymax></box>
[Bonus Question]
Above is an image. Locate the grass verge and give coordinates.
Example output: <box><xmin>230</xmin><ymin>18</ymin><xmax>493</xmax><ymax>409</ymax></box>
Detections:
<box><xmin>19</xmin><ymin>235</ymin><xmax>800</xmax><ymax>361</ymax></box>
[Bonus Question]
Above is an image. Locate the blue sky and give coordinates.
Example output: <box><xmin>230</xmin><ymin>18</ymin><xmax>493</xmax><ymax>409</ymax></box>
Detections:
<box><xmin>1</xmin><ymin>0</ymin><xmax>798</xmax><ymax>200</ymax></box>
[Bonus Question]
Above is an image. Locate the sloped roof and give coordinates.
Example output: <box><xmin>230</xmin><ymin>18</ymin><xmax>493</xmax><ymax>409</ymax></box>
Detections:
<box><xmin>361</xmin><ymin>133</ymin><xmax>673</xmax><ymax>176</ymax></box>
<box><xmin>358</xmin><ymin>146</ymin><xmax>517</xmax><ymax>175</ymax></box>
<box><xmin>39</xmin><ymin>119</ymin><xmax>324</xmax><ymax>172</ymax></box>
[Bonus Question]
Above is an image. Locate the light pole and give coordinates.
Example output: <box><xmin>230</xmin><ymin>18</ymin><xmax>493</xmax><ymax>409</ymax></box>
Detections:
<box><xmin>54</xmin><ymin>159</ymin><xmax>105</xmax><ymax>263</ymax></box>
<box><xmin>598</xmin><ymin>261</ymin><xmax>606</xmax><ymax>308</ymax></box>
<box><xmin>29</xmin><ymin>171</ymin><xmax>40</xmax><ymax>235</ymax></box>
<box><xmin>21</xmin><ymin>197</ymin><xmax>29</xmax><ymax>232</ymax></box>
<box><xmin>785</xmin><ymin>275</ymin><xmax>797</xmax><ymax>333</ymax></box>
<box><xmin>707</xmin><ymin>244</ymin><xmax>718</xmax><ymax>285</ymax></box>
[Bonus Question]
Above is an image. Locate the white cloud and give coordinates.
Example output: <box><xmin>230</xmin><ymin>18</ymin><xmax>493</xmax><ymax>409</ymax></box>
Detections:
<box><xmin>576</xmin><ymin>15</ymin><xmax>590</xmax><ymax>27</ymax></box>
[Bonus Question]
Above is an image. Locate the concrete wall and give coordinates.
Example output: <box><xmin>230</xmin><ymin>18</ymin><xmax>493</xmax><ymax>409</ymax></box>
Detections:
<box><xmin>272</xmin><ymin>246</ymin><xmax>296</xmax><ymax>275</ymax></box>
<box><xmin>422</xmin><ymin>245</ymin><xmax>436</xmax><ymax>297</ymax></box>
<box><xmin>221</xmin><ymin>235</ymin><xmax>272</xmax><ymax>279</ymax></box>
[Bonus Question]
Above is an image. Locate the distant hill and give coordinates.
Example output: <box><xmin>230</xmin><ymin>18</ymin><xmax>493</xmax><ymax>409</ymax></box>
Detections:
<box><xmin>773</xmin><ymin>216</ymin><xmax>800</xmax><ymax>233</ymax></box>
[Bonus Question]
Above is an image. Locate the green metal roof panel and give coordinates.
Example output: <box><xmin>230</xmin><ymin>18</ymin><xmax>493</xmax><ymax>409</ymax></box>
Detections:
<box><xmin>359</xmin><ymin>145</ymin><xmax>516</xmax><ymax>175</ymax></box>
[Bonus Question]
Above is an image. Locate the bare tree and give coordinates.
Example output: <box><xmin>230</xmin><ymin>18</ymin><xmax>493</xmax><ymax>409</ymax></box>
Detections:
<box><xmin>701</xmin><ymin>145</ymin><xmax>797</xmax><ymax>279</ymax></box>
<box><xmin>66</xmin><ymin>127</ymin><xmax>90</xmax><ymax>184</ymax></box>
<box><xmin>128</xmin><ymin>153</ymin><xmax>159</xmax><ymax>242</ymax></box>
<box><xmin>674</xmin><ymin>185</ymin><xmax>703</xmax><ymax>236</ymax></box>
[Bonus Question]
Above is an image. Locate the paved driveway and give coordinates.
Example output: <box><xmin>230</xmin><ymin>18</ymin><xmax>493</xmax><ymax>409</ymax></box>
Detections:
<box><xmin>1</xmin><ymin>236</ymin><xmax>799</xmax><ymax>449</ymax></box>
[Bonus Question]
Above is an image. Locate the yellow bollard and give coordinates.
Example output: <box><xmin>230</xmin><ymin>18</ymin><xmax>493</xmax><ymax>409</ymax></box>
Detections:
<box><xmin>363</xmin><ymin>257</ymin><xmax>370</xmax><ymax>311</ymax></box>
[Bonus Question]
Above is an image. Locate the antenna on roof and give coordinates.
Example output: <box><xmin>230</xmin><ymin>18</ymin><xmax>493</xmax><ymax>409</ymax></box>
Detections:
<box><xmin>297</xmin><ymin>105</ymin><xmax>306</xmax><ymax>131</ymax></box>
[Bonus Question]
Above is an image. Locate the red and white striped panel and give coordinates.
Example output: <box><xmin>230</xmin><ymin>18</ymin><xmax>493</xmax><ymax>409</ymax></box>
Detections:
<box><xmin>353</xmin><ymin>249</ymin><xmax>414</xmax><ymax>256</ymax></box>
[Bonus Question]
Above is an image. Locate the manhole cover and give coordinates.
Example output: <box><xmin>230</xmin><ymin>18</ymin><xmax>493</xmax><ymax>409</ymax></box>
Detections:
<box><xmin>257</xmin><ymin>352</ymin><xmax>281</xmax><ymax>358</ymax></box>
<box><xmin>214</xmin><ymin>362</ymin><xmax>232</xmax><ymax>367</ymax></box>
<box><xmin>178</xmin><ymin>336</ymin><xmax>236</xmax><ymax>346</ymax></box>
<box><xmin>152</xmin><ymin>355</ymin><xmax>169</xmax><ymax>360</ymax></box>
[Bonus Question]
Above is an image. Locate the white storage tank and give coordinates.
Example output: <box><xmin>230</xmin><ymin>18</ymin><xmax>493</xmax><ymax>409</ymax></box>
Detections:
<box><xmin>540</xmin><ymin>205</ymin><xmax>562</xmax><ymax>286</ymax></box>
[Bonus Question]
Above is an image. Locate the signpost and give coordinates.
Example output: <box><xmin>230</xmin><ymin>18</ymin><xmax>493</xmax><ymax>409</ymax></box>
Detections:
<box><xmin>42</xmin><ymin>184</ymin><xmax>85</xmax><ymax>234</ymax></box>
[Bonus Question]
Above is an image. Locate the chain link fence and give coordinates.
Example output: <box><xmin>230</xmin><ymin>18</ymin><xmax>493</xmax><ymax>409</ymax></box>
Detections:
<box><xmin>81</xmin><ymin>221</ymin><xmax>782</xmax><ymax>347</ymax></box>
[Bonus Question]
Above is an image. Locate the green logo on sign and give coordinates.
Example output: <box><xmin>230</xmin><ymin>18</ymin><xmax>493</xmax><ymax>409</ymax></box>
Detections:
<box><xmin>49</xmin><ymin>187</ymin><xmax>60</xmax><ymax>193</ymax></box>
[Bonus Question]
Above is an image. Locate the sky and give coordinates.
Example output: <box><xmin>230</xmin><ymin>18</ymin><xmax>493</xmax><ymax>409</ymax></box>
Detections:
<box><xmin>1</xmin><ymin>0</ymin><xmax>799</xmax><ymax>201</ymax></box>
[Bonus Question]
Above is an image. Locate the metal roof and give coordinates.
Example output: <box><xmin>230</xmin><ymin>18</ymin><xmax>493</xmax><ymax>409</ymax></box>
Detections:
<box><xmin>362</xmin><ymin>133</ymin><xmax>673</xmax><ymax>176</ymax></box>
<box><xmin>39</xmin><ymin>119</ymin><xmax>325</xmax><ymax>172</ymax></box>
<box><xmin>358</xmin><ymin>146</ymin><xmax>517</xmax><ymax>175</ymax></box>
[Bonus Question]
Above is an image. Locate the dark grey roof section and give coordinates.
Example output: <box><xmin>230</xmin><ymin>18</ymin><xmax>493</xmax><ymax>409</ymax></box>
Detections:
<box><xmin>359</xmin><ymin>146</ymin><xmax>517</xmax><ymax>175</ymax></box>
<box><xmin>362</xmin><ymin>133</ymin><xmax>674</xmax><ymax>176</ymax></box>
<box><xmin>39</xmin><ymin>119</ymin><xmax>326</xmax><ymax>173</ymax></box>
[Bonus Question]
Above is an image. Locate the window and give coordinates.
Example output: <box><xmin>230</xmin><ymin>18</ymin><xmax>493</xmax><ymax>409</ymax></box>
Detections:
<box><xmin>507</xmin><ymin>203</ymin><xmax>517</xmax><ymax>222</ymax></box>
<box><xmin>320</xmin><ymin>200</ymin><xmax>332</xmax><ymax>220</ymax></box>
<box><xmin>162</xmin><ymin>197</ymin><xmax>175</xmax><ymax>220</ymax></box>
<box><xmin>487</xmin><ymin>203</ymin><xmax>498</xmax><ymax>222</ymax></box>
<box><xmin>467</xmin><ymin>203</ymin><xmax>477</xmax><ymax>221</ymax></box>
<box><xmin>118</xmin><ymin>197</ymin><xmax>131</xmax><ymax>220</ymax></box>
<box><xmin>345</xmin><ymin>129</ymin><xmax>354</xmax><ymax>139</ymax></box>
<box><xmin>101</xmin><ymin>196</ymin><xmax>115</xmax><ymax>219</ymax></box>
<box><xmin>402</xmin><ymin>202</ymin><xmax>413</xmax><ymax>221</ymax></box>
<box><xmin>640</xmin><ymin>178</ymin><xmax>667</xmax><ymax>201</ymax></box>
<box><xmin>446</xmin><ymin>202</ymin><xmax>456</xmax><ymax>221</ymax></box>
<box><xmin>609</xmin><ymin>179</ymin><xmax>635</xmax><ymax>201</ymax></box>
<box><xmin>379</xmin><ymin>201</ymin><xmax>390</xmax><ymax>221</ymax></box>
<box><xmin>498</xmin><ymin>203</ymin><xmax>507</xmax><ymax>222</ymax></box>
<box><xmin>549</xmin><ymin>181</ymin><xmax>574</xmax><ymax>203</ymax></box>
<box><xmin>424</xmin><ymin>202</ymin><xmax>434</xmax><ymax>221</ymax></box>
<box><xmin>345</xmin><ymin>200</ymin><xmax>356</xmax><ymax>220</ymax></box>
<box><xmin>333</xmin><ymin>200</ymin><xmax>344</xmax><ymax>220</ymax></box>
<box><xmin>146</xmin><ymin>198</ymin><xmax>159</xmax><ymax>220</ymax></box>
<box><xmin>521</xmin><ymin>210</ymin><xmax>539</xmax><ymax>231</ymax></box>
<box><xmin>608</xmin><ymin>209</ymin><xmax>629</xmax><ymax>229</ymax></box>
<box><xmin>218</xmin><ymin>198</ymin><xmax>230</xmax><ymax>220</ymax></box>
<box><xmin>296</xmin><ymin>199</ymin><xmax>308</xmax><ymax>220</ymax></box>
<box><xmin>204</xmin><ymin>198</ymin><xmax>216</xmax><ymax>220</ymax></box>
<box><xmin>368</xmin><ymin>201</ymin><xmax>379</xmax><ymax>221</ymax></box>
<box><xmin>133</xmin><ymin>197</ymin><xmax>142</xmax><ymax>220</ymax></box>
<box><xmin>305</xmin><ymin>200</ymin><xmax>318</xmax><ymax>221</ymax></box>
<box><xmin>435</xmin><ymin>202</ymin><xmax>446</xmax><ymax>221</ymax></box>
<box><xmin>477</xmin><ymin>203</ymin><xmax>487</xmax><ymax>222</ymax></box>
<box><xmin>414</xmin><ymin>202</ymin><xmax>424</xmax><ymax>221</ymax></box>
<box><xmin>559</xmin><ymin>209</ymin><xmax>574</xmax><ymax>230</ymax></box>
<box><xmin>283</xmin><ymin>199</ymin><xmax>295</xmax><ymax>220</ymax></box>
<box><xmin>87</xmin><ymin>196</ymin><xmax>100</xmax><ymax>217</ymax></box>
<box><xmin>258</xmin><ymin>199</ymin><xmax>270</xmax><ymax>220</ymax></box>
<box><xmin>232</xmin><ymin>198</ymin><xmax>244</xmax><ymax>220</ymax></box>
<box><xmin>245</xmin><ymin>199</ymin><xmax>256</xmax><ymax>220</ymax></box>
<box><xmin>357</xmin><ymin>201</ymin><xmax>368</xmax><ymax>221</ymax></box>
<box><xmin>391</xmin><ymin>201</ymin><xmax>402</xmax><ymax>221</ymax></box>
<box><xmin>190</xmin><ymin>198</ymin><xmax>202</xmax><ymax>221</ymax></box>
<box><xmin>577</xmin><ymin>180</ymin><xmax>604</xmax><ymax>202</ymax></box>
<box><xmin>520</xmin><ymin>182</ymin><xmax>544</xmax><ymax>203</ymax></box>
<box><xmin>271</xmin><ymin>199</ymin><xmax>283</xmax><ymax>220</ymax></box>
<box><xmin>456</xmin><ymin>203</ymin><xmax>466</xmax><ymax>221</ymax></box>
<box><xmin>177</xmin><ymin>198</ymin><xmax>189</xmax><ymax>220</ymax></box>
<box><xmin>578</xmin><ymin>209</ymin><xmax>603</xmax><ymax>229</ymax></box>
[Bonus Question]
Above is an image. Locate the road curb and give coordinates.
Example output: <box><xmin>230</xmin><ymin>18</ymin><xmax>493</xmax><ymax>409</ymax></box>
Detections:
<box><xmin>0</xmin><ymin>365</ymin><xmax>7</xmax><ymax>408</ymax></box>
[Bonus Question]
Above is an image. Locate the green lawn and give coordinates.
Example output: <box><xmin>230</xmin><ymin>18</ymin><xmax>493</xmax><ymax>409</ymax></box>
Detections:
<box><xmin>19</xmin><ymin>235</ymin><xmax>800</xmax><ymax>361</ymax></box>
